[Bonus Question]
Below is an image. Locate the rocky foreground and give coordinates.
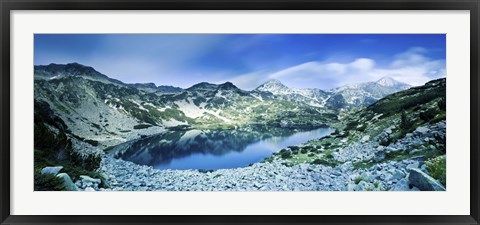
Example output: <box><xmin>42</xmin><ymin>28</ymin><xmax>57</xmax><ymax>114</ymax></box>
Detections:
<box><xmin>95</xmin><ymin>156</ymin><xmax>429</xmax><ymax>191</ymax></box>
<box><xmin>52</xmin><ymin>121</ymin><xmax>445</xmax><ymax>192</ymax></box>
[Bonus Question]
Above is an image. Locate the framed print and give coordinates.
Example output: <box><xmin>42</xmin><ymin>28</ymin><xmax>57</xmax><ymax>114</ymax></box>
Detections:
<box><xmin>1</xmin><ymin>0</ymin><xmax>479</xmax><ymax>224</ymax></box>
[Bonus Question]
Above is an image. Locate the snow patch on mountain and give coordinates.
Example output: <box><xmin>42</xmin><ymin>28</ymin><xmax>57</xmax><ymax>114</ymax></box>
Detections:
<box><xmin>376</xmin><ymin>76</ymin><xmax>411</xmax><ymax>89</ymax></box>
<box><xmin>163</xmin><ymin>119</ymin><xmax>188</xmax><ymax>127</ymax></box>
<box><xmin>255</xmin><ymin>80</ymin><xmax>330</xmax><ymax>107</ymax></box>
<box><xmin>175</xmin><ymin>100</ymin><xmax>206</xmax><ymax>118</ymax></box>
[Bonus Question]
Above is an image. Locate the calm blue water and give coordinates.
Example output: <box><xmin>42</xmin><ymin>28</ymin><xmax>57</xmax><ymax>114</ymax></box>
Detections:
<box><xmin>111</xmin><ymin>126</ymin><xmax>333</xmax><ymax>170</ymax></box>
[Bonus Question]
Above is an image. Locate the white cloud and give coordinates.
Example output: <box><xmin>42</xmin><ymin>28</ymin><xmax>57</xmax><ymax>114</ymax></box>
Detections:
<box><xmin>226</xmin><ymin>71</ymin><xmax>270</xmax><ymax>90</ymax></box>
<box><xmin>228</xmin><ymin>47</ymin><xmax>446</xmax><ymax>90</ymax></box>
<box><xmin>390</xmin><ymin>47</ymin><xmax>429</xmax><ymax>68</ymax></box>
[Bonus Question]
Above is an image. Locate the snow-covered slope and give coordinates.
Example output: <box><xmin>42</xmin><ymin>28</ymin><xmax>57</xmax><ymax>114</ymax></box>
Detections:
<box><xmin>254</xmin><ymin>80</ymin><xmax>331</xmax><ymax>107</ymax></box>
<box><xmin>330</xmin><ymin>77</ymin><xmax>411</xmax><ymax>106</ymax></box>
<box><xmin>254</xmin><ymin>77</ymin><xmax>410</xmax><ymax>109</ymax></box>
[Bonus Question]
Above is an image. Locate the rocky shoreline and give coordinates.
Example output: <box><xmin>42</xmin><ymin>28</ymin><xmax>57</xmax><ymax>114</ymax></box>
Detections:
<box><xmin>40</xmin><ymin>119</ymin><xmax>446</xmax><ymax>192</ymax></box>
<box><xmin>96</xmin><ymin>155</ymin><xmax>422</xmax><ymax>191</ymax></box>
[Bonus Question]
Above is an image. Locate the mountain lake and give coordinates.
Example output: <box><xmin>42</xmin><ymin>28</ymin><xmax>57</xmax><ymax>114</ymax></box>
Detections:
<box><xmin>110</xmin><ymin>126</ymin><xmax>334</xmax><ymax>170</ymax></box>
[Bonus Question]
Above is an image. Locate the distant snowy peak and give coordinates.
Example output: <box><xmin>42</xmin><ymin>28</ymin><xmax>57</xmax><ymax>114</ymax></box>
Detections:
<box><xmin>254</xmin><ymin>80</ymin><xmax>331</xmax><ymax>107</ymax></box>
<box><xmin>331</xmin><ymin>76</ymin><xmax>412</xmax><ymax>106</ymax></box>
<box><xmin>375</xmin><ymin>76</ymin><xmax>411</xmax><ymax>89</ymax></box>
<box><xmin>255</xmin><ymin>79</ymin><xmax>291</xmax><ymax>95</ymax></box>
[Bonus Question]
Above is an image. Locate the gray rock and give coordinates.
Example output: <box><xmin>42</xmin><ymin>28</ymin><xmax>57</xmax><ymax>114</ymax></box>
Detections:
<box><xmin>415</xmin><ymin>126</ymin><xmax>430</xmax><ymax>134</ymax></box>
<box><xmin>408</xmin><ymin>168</ymin><xmax>445</xmax><ymax>191</ymax></box>
<box><xmin>411</xmin><ymin>155</ymin><xmax>427</xmax><ymax>161</ymax></box>
<box><xmin>373</xmin><ymin>151</ymin><xmax>385</xmax><ymax>162</ymax></box>
<box><xmin>361</xmin><ymin>135</ymin><xmax>370</xmax><ymax>143</ymax></box>
<box><xmin>330</xmin><ymin>170</ymin><xmax>342</xmax><ymax>176</ymax></box>
<box><xmin>420</xmin><ymin>164</ymin><xmax>428</xmax><ymax>172</ymax></box>
<box><xmin>85</xmin><ymin>187</ymin><xmax>96</xmax><ymax>192</ymax></box>
<box><xmin>56</xmin><ymin>173</ymin><xmax>79</xmax><ymax>191</ymax></box>
<box><xmin>406</xmin><ymin>162</ymin><xmax>420</xmax><ymax>170</ymax></box>
<box><xmin>80</xmin><ymin>175</ymin><xmax>101</xmax><ymax>184</ymax></box>
<box><xmin>386</xmin><ymin>147</ymin><xmax>399</xmax><ymax>152</ymax></box>
<box><xmin>41</xmin><ymin>166</ymin><xmax>63</xmax><ymax>175</ymax></box>
<box><xmin>390</xmin><ymin>178</ymin><xmax>410</xmax><ymax>191</ymax></box>
<box><xmin>346</xmin><ymin>183</ymin><xmax>356</xmax><ymax>191</ymax></box>
<box><xmin>409</xmin><ymin>149</ymin><xmax>422</xmax><ymax>155</ymax></box>
<box><xmin>391</xmin><ymin>170</ymin><xmax>406</xmax><ymax>181</ymax></box>
<box><xmin>354</xmin><ymin>181</ymin><xmax>375</xmax><ymax>191</ymax></box>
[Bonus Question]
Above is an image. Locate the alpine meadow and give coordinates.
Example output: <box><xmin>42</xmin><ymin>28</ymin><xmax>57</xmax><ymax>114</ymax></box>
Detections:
<box><xmin>33</xmin><ymin>34</ymin><xmax>447</xmax><ymax>191</ymax></box>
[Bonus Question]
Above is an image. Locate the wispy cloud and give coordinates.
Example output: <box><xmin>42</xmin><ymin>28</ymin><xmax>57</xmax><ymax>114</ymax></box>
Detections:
<box><xmin>229</xmin><ymin>47</ymin><xmax>445</xmax><ymax>90</ymax></box>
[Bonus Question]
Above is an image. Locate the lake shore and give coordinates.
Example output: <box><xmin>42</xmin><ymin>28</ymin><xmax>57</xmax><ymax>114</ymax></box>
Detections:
<box><xmin>73</xmin><ymin>121</ymin><xmax>446</xmax><ymax>192</ymax></box>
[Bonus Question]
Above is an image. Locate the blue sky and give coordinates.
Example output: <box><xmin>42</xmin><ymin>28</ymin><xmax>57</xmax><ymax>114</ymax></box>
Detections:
<box><xmin>34</xmin><ymin>34</ymin><xmax>446</xmax><ymax>90</ymax></box>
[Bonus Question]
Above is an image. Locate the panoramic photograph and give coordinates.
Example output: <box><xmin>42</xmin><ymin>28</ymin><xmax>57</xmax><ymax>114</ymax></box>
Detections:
<box><xmin>33</xmin><ymin>34</ymin><xmax>446</xmax><ymax>191</ymax></box>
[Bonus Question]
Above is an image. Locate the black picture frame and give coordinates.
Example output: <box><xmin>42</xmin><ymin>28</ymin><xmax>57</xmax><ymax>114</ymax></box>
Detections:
<box><xmin>1</xmin><ymin>0</ymin><xmax>479</xmax><ymax>224</ymax></box>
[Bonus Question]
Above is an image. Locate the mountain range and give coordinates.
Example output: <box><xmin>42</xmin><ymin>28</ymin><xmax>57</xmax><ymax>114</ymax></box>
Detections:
<box><xmin>34</xmin><ymin>63</ymin><xmax>412</xmax><ymax>147</ymax></box>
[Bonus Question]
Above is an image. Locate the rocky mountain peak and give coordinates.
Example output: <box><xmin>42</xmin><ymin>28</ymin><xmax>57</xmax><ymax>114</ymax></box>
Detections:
<box><xmin>186</xmin><ymin>82</ymin><xmax>219</xmax><ymax>92</ymax></box>
<box><xmin>35</xmin><ymin>62</ymin><xmax>102</xmax><ymax>77</ymax></box>
<box><xmin>255</xmin><ymin>79</ymin><xmax>290</xmax><ymax>94</ymax></box>
<box><xmin>375</xmin><ymin>76</ymin><xmax>409</xmax><ymax>88</ymax></box>
<box><xmin>219</xmin><ymin>81</ymin><xmax>238</xmax><ymax>90</ymax></box>
<box><xmin>262</xmin><ymin>79</ymin><xmax>287</xmax><ymax>87</ymax></box>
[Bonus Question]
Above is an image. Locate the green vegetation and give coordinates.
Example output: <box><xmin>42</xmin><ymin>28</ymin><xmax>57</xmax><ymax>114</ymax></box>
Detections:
<box><xmin>34</xmin><ymin>173</ymin><xmax>65</xmax><ymax>191</ymax></box>
<box><xmin>400</xmin><ymin>111</ymin><xmax>412</xmax><ymax>131</ymax></box>
<box><xmin>419</xmin><ymin>108</ymin><xmax>437</xmax><ymax>122</ymax></box>
<box><xmin>352</xmin><ymin>161</ymin><xmax>376</xmax><ymax>170</ymax></box>
<box><xmin>438</xmin><ymin>97</ymin><xmax>446</xmax><ymax>111</ymax></box>
<box><xmin>311</xmin><ymin>158</ymin><xmax>337</xmax><ymax>167</ymax></box>
<box><xmin>345</xmin><ymin>120</ymin><xmax>360</xmax><ymax>131</ymax></box>
<box><xmin>426</xmin><ymin>155</ymin><xmax>446</xmax><ymax>186</ymax></box>
<box><xmin>354</xmin><ymin>176</ymin><xmax>364</xmax><ymax>184</ymax></box>
<box><xmin>367</xmin><ymin>78</ymin><xmax>446</xmax><ymax>115</ymax></box>
<box><xmin>134</xmin><ymin>124</ymin><xmax>153</xmax><ymax>129</ymax></box>
<box><xmin>34</xmin><ymin>100</ymin><xmax>105</xmax><ymax>190</ymax></box>
<box><xmin>279</xmin><ymin>150</ymin><xmax>292</xmax><ymax>159</ymax></box>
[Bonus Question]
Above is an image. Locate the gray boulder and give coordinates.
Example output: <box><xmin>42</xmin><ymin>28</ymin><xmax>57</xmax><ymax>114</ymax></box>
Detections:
<box><xmin>353</xmin><ymin>181</ymin><xmax>375</xmax><ymax>191</ymax></box>
<box><xmin>41</xmin><ymin>166</ymin><xmax>63</xmax><ymax>175</ymax></box>
<box><xmin>56</xmin><ymin>173</ymin><xmax>79</xmax><ymax>191</ymax></box>
<box><xmin>85</xmin><ymin>187</ymin><xmax>96</xmax><ymax>192</ymax></box>
<box><xmin>390</xmin><ymin>178</ymin><xmax>410</xmax><ymax>191</ymax></box>
<box><xmin>408</xmin><ymin>168</ymin><xmax>445</xmax><ymax>191</ymax></box>
<box><xmin>80</xmin><ymin>175</ymin><xmax>102</xmax><ymax>184</ymax></box>
<box><xmin>373</xmin><ymin>151</ymin><xmax>385</xmax><ymax>162</ymax></box>
<box><xmin>361</xmin><ymin>135</ymin><xmax>370</xmax><ymax>143</ymax></box>
<box><xmin>391</xmin><ymin>170</ymin><xmax>406</xmax><ymax>181</ymax></box>
<box><xmin>406</xmin><ymin>162</ymin><xmax>420</xmax><ymax>171</ymax></box>
<box><xmin>415</xmin><ymin>126</ymin><xmax>430</xmax><ymax>134</ymax></box>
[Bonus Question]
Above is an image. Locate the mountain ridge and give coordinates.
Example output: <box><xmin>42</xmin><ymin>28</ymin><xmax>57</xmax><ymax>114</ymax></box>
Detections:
<box><xmin>254</xmin><ymin>76</ymin><xmax>411</xmax><ymax>108</ymax></box>
<box><xmin>34</xmin><ymin>63</ymin><xmax>411</xmax><ymax>108</ymax></box>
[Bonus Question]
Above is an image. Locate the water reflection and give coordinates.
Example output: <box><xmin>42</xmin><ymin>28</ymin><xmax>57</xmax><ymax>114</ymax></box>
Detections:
<box><xmin>110</xmin><ymin>126</ymin><xmax>333</xmax><ymax>170</ymax></box>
